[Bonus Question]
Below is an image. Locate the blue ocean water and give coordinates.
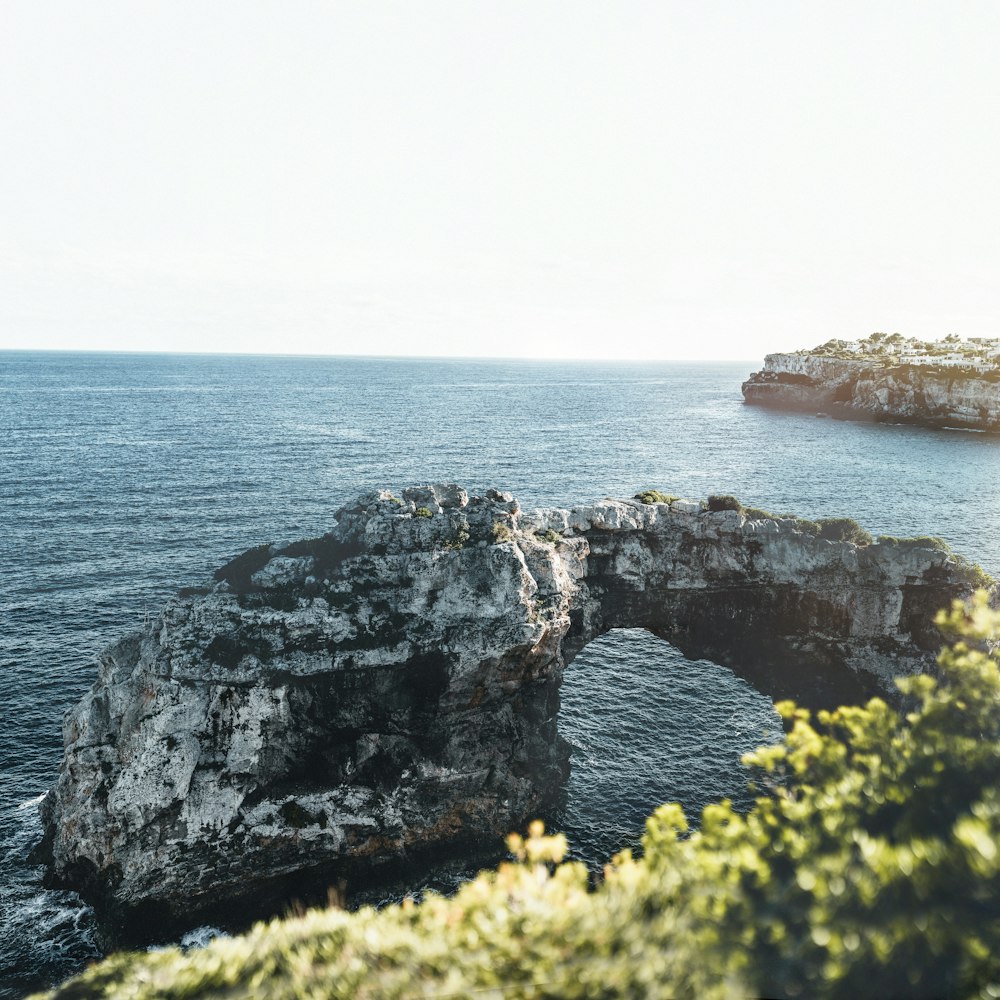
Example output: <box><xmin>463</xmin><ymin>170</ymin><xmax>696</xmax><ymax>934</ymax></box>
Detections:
<box><xmin>2</xmin><ymin>351</ymin><xmax>1000</xmax><ymax>997</ymax></box>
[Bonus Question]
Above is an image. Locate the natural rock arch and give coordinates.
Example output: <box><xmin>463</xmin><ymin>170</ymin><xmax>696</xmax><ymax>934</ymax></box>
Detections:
<box><xmin>39</xmin><ymin>485</ymin><xmax>977</xmax><ymax>938</ymax></box>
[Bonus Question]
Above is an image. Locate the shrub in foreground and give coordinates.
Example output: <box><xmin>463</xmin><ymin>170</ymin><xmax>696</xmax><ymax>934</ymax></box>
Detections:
<box><xmin>40</xmin><ymin>594</ymin><xmax>1000</xmax><ymax>1000</ymax></box>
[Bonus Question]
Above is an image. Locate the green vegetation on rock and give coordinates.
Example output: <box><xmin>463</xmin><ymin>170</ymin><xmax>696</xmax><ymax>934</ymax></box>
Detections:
<box><xmin>443</xmin><ymin>526</ymin><xmax>470</xmax><ymax>551</ymax></box>
<box><xmin>705</xmin><ymin>494</ymin><xmax>742</xmax><ymax>513</ymax></box>
<box><xmin>742</xmin><ymin>509</ymin><xmax>877</xmax><ymax>544</ymax></box>
<box><xmin>779</xmin><ymin>514</ymin><xmax>821</xmax><ymax>536</ymax></box>
<box><xmin>39</xmin><ymin>592</ymin><xmax>1000</xmax><ymax>1000</ymax></box>
<box><xmin>634</xmin><ymin>490</ymin><xmax>679</xmax><ymax>505</ymax></box>
<box><xmin>877</xmin><ymin>534</ymin><xmax>952</xmax><ymax>551</ymax></box>
<box><xmin>741</xmin><ymin>505</ymin><xmax>779</xmax><ymax>522</ymax></box>
<box><xmin>815</xmin><ymin>517</ymin><xmax>874</xmax><ymax>546</ymax></box>
<box><xmin>953</xmin><ymin>554</ymin><xmax>996</xmax><ymax>591</ymax></box>
<box><xmin>413</xmin><ymin>506</ymin><xmax>433</xmax><ymax>519</ymax></box>
<box><xmin>806</xmin><ymin>333</ymin><xmax>1000</xmax><ymax>374</ymax></box>
<box><xmin>491</xmin><ymin>522</ymin><xmax>514</xmax><ymax>544</ymax></box>
<box><xmin>874</xmin><ymin>536</ymin><xmax>994</xmax><ymax>587</ymax></box>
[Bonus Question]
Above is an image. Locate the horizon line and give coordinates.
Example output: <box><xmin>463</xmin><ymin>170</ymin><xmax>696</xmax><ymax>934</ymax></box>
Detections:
<box><xmin>0</xmin><ymin>347</ymin><xmax>761</xmax><ymax>364</ymax></box>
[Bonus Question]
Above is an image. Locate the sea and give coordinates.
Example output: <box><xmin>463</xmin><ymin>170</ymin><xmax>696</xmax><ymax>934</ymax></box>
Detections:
<box><xmin>3</xmin><ymin>351</ymin><xmax>1000</xmax><ymax>998</ymax></box>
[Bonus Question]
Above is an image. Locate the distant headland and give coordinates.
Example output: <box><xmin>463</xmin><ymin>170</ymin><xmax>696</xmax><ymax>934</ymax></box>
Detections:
<box><xmin>742</xmin><ymin>333</ymin><xmax>1000</xmax><ymax>432</ymax></box>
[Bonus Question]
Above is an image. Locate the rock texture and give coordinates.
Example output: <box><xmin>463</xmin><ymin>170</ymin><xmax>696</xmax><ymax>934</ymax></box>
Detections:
<box><xmin>39</xmin><ymin>486</ymin><xmax>985</xmax><ymax>939</ymax></box>
<box><xmin>742</xmin><ymin>352</ymin><xmax>1000</xmax><ymax>431</ymax></box>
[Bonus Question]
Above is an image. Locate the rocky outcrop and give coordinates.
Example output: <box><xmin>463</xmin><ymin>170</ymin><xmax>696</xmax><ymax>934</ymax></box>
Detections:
<box><xmin>742</xmin><ymin>353</ymin><xmax>1000</xmax><ymax>431</ymax></box>
<box><xmin>38</xmin><ymin>486</ymin><xmax>985</xmax><ymax>940</ymax></box>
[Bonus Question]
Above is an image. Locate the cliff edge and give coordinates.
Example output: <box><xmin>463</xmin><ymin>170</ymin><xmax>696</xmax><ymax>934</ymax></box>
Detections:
<box><xmin>742</xmin><ymin>351</ymin><xmax>1000</xmax><ymax>431</ymax></box>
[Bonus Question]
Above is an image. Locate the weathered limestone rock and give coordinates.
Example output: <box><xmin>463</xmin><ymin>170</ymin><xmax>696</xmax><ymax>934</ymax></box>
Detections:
<box><xmin>742</xmin><ymin>353</ymin><xmax>1000</xmax><ymax>431</ymax></box>
<box><xmin>38</xmin><ymin>486</ymin><xmax>987</xmax><ymax>939</ymax></box>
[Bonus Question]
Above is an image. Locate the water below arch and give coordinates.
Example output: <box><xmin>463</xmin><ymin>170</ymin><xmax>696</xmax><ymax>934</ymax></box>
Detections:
<box><xmin>552</xmin><ymin>628</ymin><xmax>782</xmax><ymax>867</ymax></box>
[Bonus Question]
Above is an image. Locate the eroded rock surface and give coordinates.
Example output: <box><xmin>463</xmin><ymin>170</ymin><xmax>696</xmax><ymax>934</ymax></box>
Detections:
<box><xmin>742</xmin><ymin>353</ymin><xmax>1000</xmax><ymax>431</ymax></box>
<box><xmin>39</xmin><ymin>485</ymin><xmax>984</xmax><ymax>937</ymax></box>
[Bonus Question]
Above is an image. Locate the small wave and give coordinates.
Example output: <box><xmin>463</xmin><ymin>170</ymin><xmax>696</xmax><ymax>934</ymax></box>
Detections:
<box><xmin>286</xmin><ymin>424</ymin><xmax>373</xmax><ymax>442</ymax></box>
<box><xmin>181</xmin><ymin>927</ymin><xmax>228</xmax><ymax>950</ymax></box>
<box><xmin>17</xmin><ymin>792</ymin><xmax>47</xmax><ymax>810</ymax></box>
<box><xmin>0</xmin><ymin>887</ymin><xmax>99</xmax><ymax>995</ymax></box>
<box><xmin>90</xmin><ymin>437</ymin><xmax>184</xmax><ymax>447</ymax></box>
<box><xmin>147</xmin><ymin>926</ymin><xmax>228</xmax><ymax>955</ymax></box>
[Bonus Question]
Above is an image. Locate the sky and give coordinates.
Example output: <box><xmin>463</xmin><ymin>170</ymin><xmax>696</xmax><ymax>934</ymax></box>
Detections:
<box><xmin>2</xmin><ymin>2</ymin><xmax>1000</xmax><ymax>361</ymax></box>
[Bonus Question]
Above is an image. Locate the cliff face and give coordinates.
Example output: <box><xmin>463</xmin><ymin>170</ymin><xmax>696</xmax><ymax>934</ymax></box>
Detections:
<box><xmin>38</xmin><ymin>486</ymin><xmax>979</xmax><ymax>938</ymax></box>
<box><xmin>742</xmin><ymin>353</ymin><xmax>1000</xmax><ymax>431</ymax></box>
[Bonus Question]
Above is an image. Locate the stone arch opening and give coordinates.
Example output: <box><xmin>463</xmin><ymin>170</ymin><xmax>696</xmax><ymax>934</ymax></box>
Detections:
<box><xmin>561</xmin><ymin>574</ymin><xmax>883</xmax><ymax>712</ymax></box>
<box><xmin>551</xmin><ymin>627</ymin><xmax>781</xmax><ymax>863</ymax></box>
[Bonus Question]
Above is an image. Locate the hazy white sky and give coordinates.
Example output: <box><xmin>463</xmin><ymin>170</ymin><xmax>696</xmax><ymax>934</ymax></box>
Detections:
<box><xmin>2</xmin><ymin>2</ymin><xmax>1000</xmax><ymax>361</ymax></box>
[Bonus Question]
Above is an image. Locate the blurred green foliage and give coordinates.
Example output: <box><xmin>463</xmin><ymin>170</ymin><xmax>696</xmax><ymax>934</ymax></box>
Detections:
<box><xmin>39</xmin><ymin>593</ymin><xmax>1000</xmax><ymax>999</ymax></box>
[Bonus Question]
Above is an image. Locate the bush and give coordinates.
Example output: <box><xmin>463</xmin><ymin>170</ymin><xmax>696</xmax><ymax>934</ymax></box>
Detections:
<box><xmin>42</xmin><ymin>594</ymin><xmax>1000</xmax><ymax>1000</ymax></box>
<box><xmin>739</xmin><ymin>510</ymin><xmax>823</xmax><ymax>536</ymax></box>
<box><xmin>491</xmin><ymin>522</ymin><xmax>513</xmax><ymax>544</ymax></box>
<box><xmin>540</xmin><ymin>529</ymin><xmax>562</xmax><ymax>544</ymax></box>
<box><xmin>815</xmin><ymin>517</ymin><xmax>874</xmax><ymax>545</ymax></box>
<box><xmin>414</xmin><ymin>507</ymin><xmax>433</xmax><ymax>519</ymax></box>
<box><xmin>705</xmin><ymin>494</ymin><xmax>742</xmax><ymax>513</ymax></box>
<box><xmin>953</xmin><ymin>553</ymin><xmax>996</xmax><ymax>590</ymax></box>
<box><xmin>741</xmin><ymin>506</ymin><xmax>779</xmax><ymax>522</ymax></box>
<box><xmin>877</xmin><ymin>534</ymin><xmax>951</xmax><ymax>551</ymax></box>
<box><xmin>443</xmin><ymin>526</ymin><xmax>470</xmax><ymax>551</ymax></box>
<box><xmin>780</xmin><ymin>514</ymin><xmax>821</xmax><ymax>536</ymax></box>
<box><xmin>633</xmin><ymin>490</ymin><xmax>678</xmax><ymax>505</ymax></box>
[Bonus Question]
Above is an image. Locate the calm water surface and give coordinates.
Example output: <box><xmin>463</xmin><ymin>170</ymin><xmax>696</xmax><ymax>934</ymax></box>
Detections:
<box><xmin>3</xmin><ymin>352</ymin><xmax>1000</xmax><ymax>997</ymax></box>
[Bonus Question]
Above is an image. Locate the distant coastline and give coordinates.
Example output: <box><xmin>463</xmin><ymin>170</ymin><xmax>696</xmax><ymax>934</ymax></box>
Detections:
<box><xmin>742</xmin><ymin>333</ymin><xmax>1000</xmax><ymax>433</ymax></box>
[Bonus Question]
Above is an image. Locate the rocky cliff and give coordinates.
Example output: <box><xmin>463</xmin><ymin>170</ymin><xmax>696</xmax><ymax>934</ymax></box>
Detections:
<box><xmin>742</xmin><ymin>352</ymin><xmax>1000</xmax><ymax>431</ymax></box>
<box><xmin>38</xmin><ymin>485</ymin><xmax>985</xmax><ymax>940</ymax></box>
